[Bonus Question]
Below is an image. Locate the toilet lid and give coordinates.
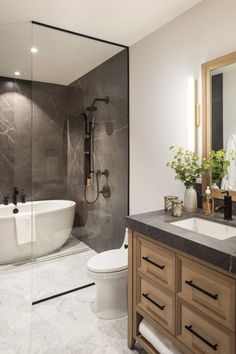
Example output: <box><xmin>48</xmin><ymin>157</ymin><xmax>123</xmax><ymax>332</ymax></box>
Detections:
<box><xmin>87</xmin><ymin>249</ymin><xmax>128</xmax><ymax>273</ymax></box>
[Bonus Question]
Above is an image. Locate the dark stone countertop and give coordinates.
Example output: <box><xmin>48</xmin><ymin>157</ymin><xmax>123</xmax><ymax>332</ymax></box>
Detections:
<box><xmin>126</xmin><ymin>210</ymin><xmax>236</xmax><ymax>274</ymax></box>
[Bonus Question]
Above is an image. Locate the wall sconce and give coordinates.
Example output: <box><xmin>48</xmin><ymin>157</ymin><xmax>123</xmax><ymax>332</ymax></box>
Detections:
<box><xmin>194</xmin><ymin>79</ymin><xmax>200</xmax><ymax>128</ymax></box>
<box><xmin>188</xmin><ymin>77</ymin><xmax>200</xmax><ymax>153</ymax></box>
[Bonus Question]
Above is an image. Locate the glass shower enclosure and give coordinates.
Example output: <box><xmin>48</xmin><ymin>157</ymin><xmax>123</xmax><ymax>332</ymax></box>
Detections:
<box><xmin>0</xmin><ymin>20</ymin><xmax>128</xmax><ymax>352</ymax></box>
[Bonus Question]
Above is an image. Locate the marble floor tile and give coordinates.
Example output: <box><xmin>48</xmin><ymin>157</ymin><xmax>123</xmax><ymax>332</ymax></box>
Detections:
<box><xmin>0</xmin><ymin>245</ymin><xmax>145</xmax><ymax>354</ymax></box>
<box><xmin>29</xmin><ymin>287</ymin><xmax>146</xmax><ymax>354</ymax></box>
<box><xmin>0</xmin><ymin>265</ymin><xmax>32</xmax><ymax>354</ymax></box>
<box><xmin>32</xmin><ymin>249</ymin><xmax>97</xmax><ymax>302</ymax></box>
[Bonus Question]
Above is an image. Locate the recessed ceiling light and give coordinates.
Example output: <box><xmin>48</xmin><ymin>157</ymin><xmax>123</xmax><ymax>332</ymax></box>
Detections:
<box><xmin>14</xmin><ymin>71</ymin><xmax>20</xmax><ymax>76</ymax></box>
<box><xmin>31</xmin><ymin>47</ymin><xmax>38</xmax><ymax>53</ymax></box>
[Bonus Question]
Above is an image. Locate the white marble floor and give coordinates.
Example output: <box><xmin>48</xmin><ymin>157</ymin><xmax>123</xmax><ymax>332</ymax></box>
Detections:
<box><xmin>0</xmin><ymin>246</ymin><xmax>145</xmax><ymax>354</ymax></box>
<box><xmin>32</xmin><ymin>249</ymin><xmax>96</xmax><ymax>302</ymax></box>
<box><xmin>29</xmin><ymin>286</ymin><xmax>145</xmax><ymax>354</ymax></box>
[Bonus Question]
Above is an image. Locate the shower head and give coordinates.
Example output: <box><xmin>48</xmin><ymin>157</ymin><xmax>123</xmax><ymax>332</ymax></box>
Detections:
<box><xmin>86</xmin><ymin>105</ymin><xmax>97</xmax><ymax>112</ymax></box>
<box><xmin>86</xmin><ymin>96</ymin><xmax>109</xmax><ymax>112</ymax></box>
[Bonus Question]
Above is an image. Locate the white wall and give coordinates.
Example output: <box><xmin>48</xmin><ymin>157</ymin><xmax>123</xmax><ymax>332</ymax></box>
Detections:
<box><xmin>130</xmin><ymin>0</ymin><xmax>236</xmax><ymax>214</ymax></box>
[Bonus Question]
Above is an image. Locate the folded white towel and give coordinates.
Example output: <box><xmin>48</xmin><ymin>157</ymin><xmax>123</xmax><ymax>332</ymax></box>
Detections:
<box><xmin>139</xmin><ymin>319</ymin><xmax>183</xmax><ymax>354</ymax></box>
<box><xmin>15</xmin><ymin>212</ymin><xmax>36</xmax><ymax>245</ymax></box>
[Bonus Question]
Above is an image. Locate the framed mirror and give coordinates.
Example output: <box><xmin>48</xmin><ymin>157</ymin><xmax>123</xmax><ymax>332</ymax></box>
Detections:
<box><xmin>202</xmin><ymin>51</ymin><xmax>236</xmax><ymax>201</ymax></box>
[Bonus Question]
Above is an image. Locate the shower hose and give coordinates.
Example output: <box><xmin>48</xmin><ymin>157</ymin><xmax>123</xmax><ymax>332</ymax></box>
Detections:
<box><xmin>84</xmin><ymin>170</ymin><xmax>100</xmax><ymax>204</ymax></box>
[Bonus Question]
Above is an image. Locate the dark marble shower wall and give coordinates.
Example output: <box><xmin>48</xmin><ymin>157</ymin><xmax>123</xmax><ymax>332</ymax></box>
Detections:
<box><xmin>0</xmin><ymin>49</ymin><xmax>128</xmax><ymax>252</ymax></box>
<box><xmin>69</xmin><ymin>49</ymin><xmax>129</xmax><ymax>251</ymax></box>
<box><xmin>0</xmin><ymin>77</ymin><xmax>83</xmax><ymax>201</ymax></box>
<box><xmin>0</xmin><ymin>77</ymin><xmax>32</xmax><ymax>200</ymax></box>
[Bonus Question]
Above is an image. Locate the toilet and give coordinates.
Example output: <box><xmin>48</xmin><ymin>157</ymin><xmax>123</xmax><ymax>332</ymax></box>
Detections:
<box><xmin>87</xmin><ymin>228</ymin><xmax>128</xmax><ymax>319</ymax></box>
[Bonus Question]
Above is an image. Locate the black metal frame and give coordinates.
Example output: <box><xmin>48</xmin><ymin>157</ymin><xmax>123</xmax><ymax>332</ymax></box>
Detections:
<box><xmin>32</xmin><ymin>283</ymin><xmax>95</xmax><ymax>305</ymax></box>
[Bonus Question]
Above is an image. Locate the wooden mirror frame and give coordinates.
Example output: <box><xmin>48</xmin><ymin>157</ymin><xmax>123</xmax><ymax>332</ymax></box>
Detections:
<box><xmin>202</xmin><ymin>51</ymin><xmax>236</xmax><ymax>201</ymax></box>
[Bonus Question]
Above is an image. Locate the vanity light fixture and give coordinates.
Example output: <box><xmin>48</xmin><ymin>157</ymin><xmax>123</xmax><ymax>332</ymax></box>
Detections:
<box><xmin>195</xmin><ymin>103</ymin><xmax>200</xmax><ymax>127</ymax></box>
<box><xmin>187</xmin><ymin>76</ymin><xmax>195</xmax><ymax>152</ymax></box>
<box><xmin>31</xmin><ymin>47</ymin><xmax>38</xmax><ymax>53</ymax></box>
<box><xmin>14</xmin><ymin>71</ymin><xmax>20</xmax><ymax>76</ymax></box>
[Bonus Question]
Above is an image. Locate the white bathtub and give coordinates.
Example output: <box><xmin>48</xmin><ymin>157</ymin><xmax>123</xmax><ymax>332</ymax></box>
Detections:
<box><xmin>0</xmin><ymin>200</ymin><xmax>76</xmax><ymax>264</ymax></box>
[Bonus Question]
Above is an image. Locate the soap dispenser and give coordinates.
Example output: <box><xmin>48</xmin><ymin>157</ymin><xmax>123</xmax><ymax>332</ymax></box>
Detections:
<box><xmin>202</xmin><ymin>186</ymin><xmax>214</xmax><ymax>216</ymax></box>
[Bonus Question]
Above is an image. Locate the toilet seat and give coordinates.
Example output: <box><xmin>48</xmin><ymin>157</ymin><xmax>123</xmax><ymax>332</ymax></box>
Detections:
<box><xmin>87</xmin><ymin>248</ymin><xmax>128</xmax><ymax>273</ymax></box>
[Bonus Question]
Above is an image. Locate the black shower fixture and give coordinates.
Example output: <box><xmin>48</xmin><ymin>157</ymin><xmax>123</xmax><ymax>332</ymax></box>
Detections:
<box><xmin>86</xmin><ymin>96</ymin><xmax>109</xmax><ymax>112</ymax></box>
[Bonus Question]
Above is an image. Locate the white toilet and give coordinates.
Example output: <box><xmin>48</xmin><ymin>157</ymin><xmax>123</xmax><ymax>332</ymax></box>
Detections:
<box><xmin>87</xmin><ymin>228</ymin><xmax>128</xmax><ymax>319</ymax></box>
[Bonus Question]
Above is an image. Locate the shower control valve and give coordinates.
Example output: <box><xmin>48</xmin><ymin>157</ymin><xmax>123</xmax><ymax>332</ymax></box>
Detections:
<box><xmin>101</xmin><ymin>169</ymin><xmax>109</xmax><ymax>178</ymax></box>
<box><xmin>100</xmin><ymin>185</ymin><xmax>111</xmax><ymax>199</ymax></box>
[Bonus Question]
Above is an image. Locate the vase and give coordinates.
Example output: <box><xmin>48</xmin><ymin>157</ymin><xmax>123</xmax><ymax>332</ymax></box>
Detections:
<box><xmin>184</xmin><ymin>185</ymin><xmax>197</xmax><ymax>212</ymax></box>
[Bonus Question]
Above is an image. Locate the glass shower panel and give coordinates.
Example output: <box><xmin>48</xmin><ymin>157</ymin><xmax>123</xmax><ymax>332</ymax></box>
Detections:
<box><xmin>0</xmin><ymin>22</ymin><xmax>33</xmax><ymax>353</ymax></box>
<box><xmin>31</xmin><ymin>23</ymin><xmax>128</xmax><ymax>302</ymax></box>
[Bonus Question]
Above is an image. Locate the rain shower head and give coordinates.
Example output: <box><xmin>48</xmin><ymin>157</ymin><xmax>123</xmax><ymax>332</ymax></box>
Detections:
<box><xmin>86</xmin><ymin>96</ymin><xmax>109</xmax><ymax>112</ymax></box>
<box><xmin>86</xmin><ymin>105</ymin><xmax>97</xmax><ymax>112</ymax></box>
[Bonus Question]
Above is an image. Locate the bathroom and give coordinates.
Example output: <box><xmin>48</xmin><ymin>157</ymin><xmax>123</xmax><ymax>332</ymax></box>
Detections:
<box><xmin>1</xmin><ymin>0</ymin><xmax>236</xmax><ymax>353</ymax></box>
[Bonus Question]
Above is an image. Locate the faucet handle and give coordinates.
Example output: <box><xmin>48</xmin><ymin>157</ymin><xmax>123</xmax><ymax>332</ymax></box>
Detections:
<box><xmin>20</xmin><ymin>194</ymin><xmax>26</xmax><ymax>203</ymax></box>
<box><xmin>14</xmin><ymin>186</ymin><xmax>19</xmax><ymax>194</ymax></box>
<box><xmin>3</xmin><ymin>196</ymin><xmax>9</xmax><ymax>205</ymax></box>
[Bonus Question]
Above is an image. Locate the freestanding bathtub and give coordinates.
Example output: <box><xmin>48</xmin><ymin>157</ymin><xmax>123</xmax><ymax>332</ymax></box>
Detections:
<box><xmin>0</xmin><ymin>200</ymin><xmax>76</xmax><ymax>264</ymax></box>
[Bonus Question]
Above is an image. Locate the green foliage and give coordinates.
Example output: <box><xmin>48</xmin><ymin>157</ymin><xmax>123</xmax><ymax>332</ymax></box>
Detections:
<box><xmin>205</xmin><ymin>149</ymin><xmax>234</xmax><ymax>183</ymax></box>
<box><xmin>167</xmin><ymin>146</ymin><xmax>235</xmax><ymax>187</ymax></box>
<box><xmin>167</xmin><ymin>146</ymin><xmax>209</xmax><ymax>187</ymax></box>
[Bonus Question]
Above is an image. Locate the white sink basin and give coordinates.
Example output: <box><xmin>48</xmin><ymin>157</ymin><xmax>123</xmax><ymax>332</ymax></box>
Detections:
<box><xmin>171</xmin><ymin>217</ymin><xmax>236</xmax><ymax>240</ymax></box>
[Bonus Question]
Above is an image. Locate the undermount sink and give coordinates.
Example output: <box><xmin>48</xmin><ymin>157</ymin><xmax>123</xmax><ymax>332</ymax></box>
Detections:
<box><xmin>171</xmin><ymin>217</ymin><xmax>236</xmax><ymax>240</ymax></box>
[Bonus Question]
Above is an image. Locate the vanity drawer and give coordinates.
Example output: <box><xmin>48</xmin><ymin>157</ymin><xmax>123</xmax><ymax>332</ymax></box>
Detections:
<box><xmin>137</xmin><ymin>236</ymin><xmax>176</xmax><ymax>292</ymax></box>
<box><xmin>177</xmin><ymin>302</ymin><xmax>235</xmax><ymax>354</ymax></box>
<box><xmin>177</xmin><ymin>256</ymin><xmax>235</xmax><ymax>331</ymax></box>
<box><xmin>137</xmin><ymin>275</ymin><xmax>175</xmax><ymax>335</ymax></box>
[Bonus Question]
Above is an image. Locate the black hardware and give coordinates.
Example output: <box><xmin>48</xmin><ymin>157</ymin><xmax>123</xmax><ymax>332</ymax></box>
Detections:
<box><xmin>82</xmin><ymin>113</ymin><xmax>93</xmax><ymax>185</ymax></box>
<box><xmin>185</xmin><ymin>325</ymin><xmax>218</xmax><ymax>351</ymax></box>
<box><xmin>13</xmin><ymin>187</ymin><xmax>19</xmax><ymax>206</ymax></box>
<box><xmin>124</xmin><ymin>244</ymin><xmax>128</xmax><ymax>249</ymax></box>
<box><xmin>86</xmin><ymin>96</ymin><xmax>109</xmax><ymax>112</ymax></box>
<box><xmin>215</xmin><ymin>190</ymin><xmax>232</xmax><ymax>220</ymax></box>
<box><xmin>21</xmin><ymin>194</ymin><xmax>26</xmax><ymax>203</ymax></box>
<box><xmin>100</xmin><ymin>185</ymin><xmax>111</xmax><ymax>198</ymax></box>
<box><xmin>3</xmin><ymin>196</ymin><xmax>9</xmax><ymax>205</ymax></box>
<box><xmin>142</xmin><ymin>293</ymin><xmax>165</xmax><ymax>311</ymax></box>
<box><xmin>185</xmin><ymin>280</ymin><xmax>218</xmax><ymax>300</ymax></box>
<box><xmin>13</xmin><ymin>208</ymin><xmax>19</xmax><ymax>214</ymax></box>
<box><xmin>101</xmin><ymin>169</ymin><xmax>109</xmax><ymax>177</ymax></box>
<box><xmin>142</xmin><ymin>256</ymin><xmax>165</xmax><ymax>270</ymax></box>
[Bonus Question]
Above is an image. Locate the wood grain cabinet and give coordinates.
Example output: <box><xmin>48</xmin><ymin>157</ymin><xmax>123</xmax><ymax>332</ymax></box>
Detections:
<box><xmin>128</xmin><ymin>230</ymin><xmax>236</xmax><ymax>354</ymax></box>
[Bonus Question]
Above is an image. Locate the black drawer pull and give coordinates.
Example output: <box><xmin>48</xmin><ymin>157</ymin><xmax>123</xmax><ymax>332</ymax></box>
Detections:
<box><xmin>185</xmin><ymin>280</ymin><xmax>218</xmax><ymax>300</ymax></box>
<box><xmin>142</xmin><ymin>256</ymin><xmax>165</xmax><ymax>270</ymax></box>
<box><xmin>185</xmin><ymin>325</ymin><xmax>218</xmax><ymax>351</ymax></box>
<box><xmin>142</xmin><ymin>293</ymin><xmax>165</xmax><ymax>311</ymax></box>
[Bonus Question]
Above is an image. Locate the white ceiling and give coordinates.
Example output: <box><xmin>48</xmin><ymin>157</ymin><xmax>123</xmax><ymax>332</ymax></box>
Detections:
<box><xmin>0</xmin><ymin>0</ymin><xmax>203</xmax><ymax>85</ymax></box>
<box><xmin>0</xmin><ymin>0</ymin><xmax>203</xmax><ymax>46</ymax></box>
<box><xmin>0</xmin><ymin>23</ymin><xmax>123</xmax><ymax>85</ymax></box>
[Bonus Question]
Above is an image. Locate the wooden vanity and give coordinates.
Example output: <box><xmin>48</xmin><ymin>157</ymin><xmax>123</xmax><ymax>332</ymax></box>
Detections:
<box><xmin>128</xmin><ymin>229</ymin><xmax>236</xmax><ymax>354</ymax></box>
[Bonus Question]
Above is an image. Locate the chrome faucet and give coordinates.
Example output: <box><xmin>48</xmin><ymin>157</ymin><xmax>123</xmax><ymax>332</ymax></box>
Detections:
<box><xmin>215</xmin><ymin>191</ymin><xmax>232</xmax><ymax>220</ymax></box>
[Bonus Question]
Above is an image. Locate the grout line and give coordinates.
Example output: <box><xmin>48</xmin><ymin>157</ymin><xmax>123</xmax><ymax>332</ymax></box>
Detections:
<box><xmin>32</xmin><ymin>282</ymin><xmax>95</xmax><ymax>305</ymax></box>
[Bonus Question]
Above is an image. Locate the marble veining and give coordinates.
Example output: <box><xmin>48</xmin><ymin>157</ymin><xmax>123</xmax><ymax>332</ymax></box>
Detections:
<box><xmin>0</xmin><ymin>249</ymin><xmax>144</xmax><ymax>354</ymax></box>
